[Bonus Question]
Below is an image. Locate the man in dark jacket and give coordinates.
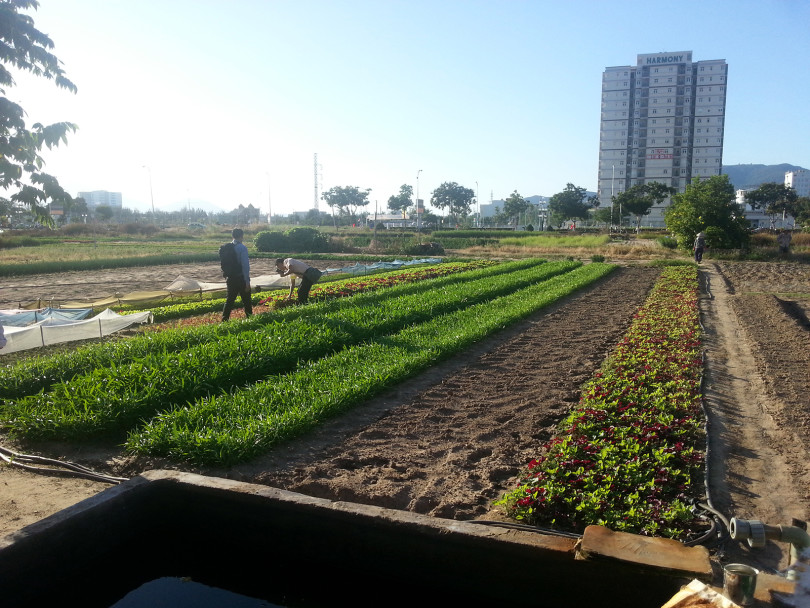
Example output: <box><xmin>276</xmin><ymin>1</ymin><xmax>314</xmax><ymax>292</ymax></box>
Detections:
<box><xmin>222</xmin><ymin>228</ymin><xmax>253</xmax><ymax>321</ymax></box>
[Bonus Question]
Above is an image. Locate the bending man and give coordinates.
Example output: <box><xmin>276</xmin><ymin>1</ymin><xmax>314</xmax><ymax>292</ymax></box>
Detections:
<box><xmin>276</xmin><ymin>258</ymin><xmax>323</xmax><ymax>304</ymax></box>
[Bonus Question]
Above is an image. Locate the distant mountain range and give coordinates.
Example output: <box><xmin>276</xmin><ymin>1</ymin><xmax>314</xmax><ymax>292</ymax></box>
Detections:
<box><xmin>722</xmin><ymin>163</ymin><xmax>807</xmax><ymax>190</ymax></box>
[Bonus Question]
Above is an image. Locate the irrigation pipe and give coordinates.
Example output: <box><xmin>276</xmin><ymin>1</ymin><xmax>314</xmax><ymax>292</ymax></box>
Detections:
<box><xmin>693</xmin><ymin>284</ymin><xmax>732</xmax><ymax>548</ymax></box>
<box><xmin>0</xmin><ymin>444</ymin><xmax>128</xmax><ymax>485</ymax></box>
<box><xmin>467</xmin><ymin>520</ymin><xmax>582</xmax><ymax>539</ymax></box>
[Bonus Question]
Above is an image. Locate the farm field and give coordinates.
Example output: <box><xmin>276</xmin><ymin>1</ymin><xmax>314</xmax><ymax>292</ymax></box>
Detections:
<box><xmin>1</xmin><ymin>259</ymin><xmax>809</xmax><ymax>575</ymax></box>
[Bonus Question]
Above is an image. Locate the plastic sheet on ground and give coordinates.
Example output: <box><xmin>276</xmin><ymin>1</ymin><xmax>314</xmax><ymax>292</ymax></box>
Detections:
<box><xmin>0</xmin><ymin>309</ymin><xmax>153</xmax><ymax>354</ymax></box>
<box><xmin>0</xmin><ymin>308</ymin><xmax>93</xmax><ymax>327</ymax></box>
<box><xmin>324</xmin><ymin>257</ymin><xmax>443</xmax><ymax>275</ymax></box>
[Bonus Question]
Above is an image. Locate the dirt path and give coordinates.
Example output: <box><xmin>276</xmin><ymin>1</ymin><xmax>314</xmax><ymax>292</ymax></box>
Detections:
<box><xmin>2</xmin><ymin>260</ymin><xmax>809</xmax><ymax>577</ymax></box>
<box><xmin>700</xmin><ymin>263</ymin><xmax>809</xmax><ymax>571</ymax></box>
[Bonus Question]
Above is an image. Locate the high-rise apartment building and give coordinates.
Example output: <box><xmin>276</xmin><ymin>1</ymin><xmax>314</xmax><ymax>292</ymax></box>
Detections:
<box><xmin>598</xmin><ymin>51</ymin><xmax>728</xmax><ymax>226</ymax></box>
<box><xmin>78</xmin><ymin>190</ymin><xmax>123</xmax><ymax>209</ymax></box>
<box><xmin>785</xmin><ymin>170</ymin><xmax>810</xmax><ymax>198</ymax></box>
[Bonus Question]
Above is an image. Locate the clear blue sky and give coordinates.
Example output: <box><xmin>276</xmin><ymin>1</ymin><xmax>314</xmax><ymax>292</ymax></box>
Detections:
<box><xmin>11</xmin><ymin>0</ymin><xmax>810</xmax><ymax>215</ymax></box>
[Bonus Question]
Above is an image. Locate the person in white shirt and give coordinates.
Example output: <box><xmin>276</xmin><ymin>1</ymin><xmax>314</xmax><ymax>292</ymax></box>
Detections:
<box><xmin>275</xmin><ymin>258</ymin><xmax>323</xmax><ymax>304</ymax></box>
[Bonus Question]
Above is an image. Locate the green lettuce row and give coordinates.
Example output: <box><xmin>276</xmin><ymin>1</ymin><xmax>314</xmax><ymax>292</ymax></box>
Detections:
<box><xmin>127</xmin><ymin>263</ymin><xmax>616</xmax><ymax>466</ymax></box>
<box><xmin>2</xmin><ymin>261</ymin><xmax>579</xmax><ymax>439</ymax></box>
<box><xmin>0</xmin><ymin>259</ymin><xmax>538</xmax><ymax>401</ymax></box>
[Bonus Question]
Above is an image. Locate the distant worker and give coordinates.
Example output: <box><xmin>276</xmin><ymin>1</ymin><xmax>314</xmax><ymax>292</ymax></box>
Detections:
<box><xmin>693</xmin><ymin>231</ymin><xmax>706</xmax><ymax>263</ymax></box>
<box><xmin>221</xmin><ymin>228</ymin><xmax>253</xmax><ymax>321</ymax></box>
<box><xmin>0</xmin><ymin>323</ymin><xmax>6</xmax><ymax>350</ymax></box>
<box><xmin>276</xmin><ymin>258</ymin><xmax>323</xmax><ymax>304</ymax></box>
<box><xmin>777</xmin><ymin>230</ymin><xmax>792</xmax><ymax>254</ymax></box>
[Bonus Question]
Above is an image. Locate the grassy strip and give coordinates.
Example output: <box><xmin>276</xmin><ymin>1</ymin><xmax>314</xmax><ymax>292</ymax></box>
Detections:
<box><xmin>495</xmin><ymin>267</ymin><xmax>703</xmax><ymax>540</ymax></box>
<box><xmin>126</xmin><ymin>263</ymin><xmax>616</xmax><ymax>466</ymax></box>
<box><xmin>0</xmin><ymin>261</ymin><xmax>508</xmax><ymax>399</ymax></box>
<box><xmin>0</xmin><ymin>253</ymin><xmax>219</xmax><ymax>277</ymax></box>
<box><xmin>1</xmin><ymin>262</ymin><xmax>579</xmax><ymax>438</ymax></box>
<box><xmin>498</xmin><ymin>234</ymin><xmax>611</xmax><ymax>248</ymax></box>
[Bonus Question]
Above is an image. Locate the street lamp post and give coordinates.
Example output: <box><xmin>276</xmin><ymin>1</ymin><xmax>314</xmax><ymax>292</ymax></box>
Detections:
<box><xmin>142</xmin><ymin>165</ymin><xmax>155</xmax><ymax>215</ymax></box>
<box><xmin>611</xmin><ymin>164</ymin><xmax>615</xmax><ymax>230</ymax></box>
<box><xmin>475</xmin><ymin>181</ymin><xmax>481</xmax><ymax>228</ymax></box>
<box><xmin>266</xmin><ymin>171</ymin><xmax>272</xmax><ymax>226</ymax></box>
<box><xmin>416</xmin><ymin>169</ymin><xmax>422</xmax><ymax>234</ymax></box>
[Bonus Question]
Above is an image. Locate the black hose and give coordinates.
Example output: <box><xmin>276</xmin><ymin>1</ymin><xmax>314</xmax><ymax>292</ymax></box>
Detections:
<box><xmin>467</xmin><ymin>520</ymin><xmax>582</xmax><ymax>539</ymax></box>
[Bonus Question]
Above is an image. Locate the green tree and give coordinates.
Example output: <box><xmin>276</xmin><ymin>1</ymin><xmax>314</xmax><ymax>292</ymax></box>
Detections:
<box><xmin>0</xmin><ymin>0</ymin><xmax>78</xmax><ymax>226</ymax></box>
<box><xmin>321</xmin><ymin>185</ymin><xmax>371</xmax><ymax>221</ymax></box>
<box><xmin>664</xmin><ymin>174</ymin><xmax>749</xmax><ymax>250</ymax></box>
<box><xmin>387</xmin><ymin>184</ymin><xmax>413</xmax><ymax>218</ymax></box>
<box><xmin>548</xmin><ymin>183</ymin><xmax>594</xmax><ymax>226</ymax></box>
<box><xmin>94</xmin><ymin>204</ymin><xmax>113</xmax><ymax>222</ymax></box>
<box><xmin>430</xmin><ymin>181</ymin><xmax>475</xmax><ymax>224</ymax></box>
<box><xmin>795</xmin><ymin>197</ymin><xmax>810</xmax><ymax>230</ymax></box>
<box><xmin>744</xmin><ymin>182</ymin><xmax>799</xmax><ymax>228</ymax></box>
<box><xmin>593</xmin><ymin>205</ymin><xmax>630</xmax><ymax>226</ymax></box>
<box><xmin>502</xmin><ymin>190</ymin><xmax>530</xmax><ymax>226</ymax></box>
<box><xmin>612</xmin><ymin>182</ymin><xmax>675</xmax><ymax>233</ymax></box>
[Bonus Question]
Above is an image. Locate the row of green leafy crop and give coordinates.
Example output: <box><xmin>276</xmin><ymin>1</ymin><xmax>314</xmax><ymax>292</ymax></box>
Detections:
<box><xmin>496</xmin><ymin>266</ymin><xmax>704</xmax><ymax>540</ymax></box>
<box><xmin>124</xmin><ymin>263</ymin><xmax>616</xmax><ymax>465</ymax></box>
<box><xmin>0</xmin><ymin>261</ymin><xmax>505</xmax><ymax>400</ymax></box>
<box><xmin>125</xmin><ymin>260</ymin><xmax>494</xmax><ymax>322</ymax></box>
<box><xmin>1</xmin><ymin>261</ymin><xmax>582</xmax><ymax>440</ymax></box>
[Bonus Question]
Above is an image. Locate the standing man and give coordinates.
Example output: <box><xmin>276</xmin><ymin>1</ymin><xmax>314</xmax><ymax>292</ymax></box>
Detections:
<box><xmin>693</xmin><ymin>231</ymin><xmax>706</xmax><ymax>263</ymax></box>
<box><xmin>777</xmin><ymin>230</ymin><xmax>792</xmax><ymax>255</ymax></box>
<box><xmin>221</xmin><ymin>228</ymin><xmax>253</xmax><ymax>321</ymax></box>
<box><xmin>275</xmin><ymin>258</ymin><xmax>323</xmax><ymax>304</ymax></box>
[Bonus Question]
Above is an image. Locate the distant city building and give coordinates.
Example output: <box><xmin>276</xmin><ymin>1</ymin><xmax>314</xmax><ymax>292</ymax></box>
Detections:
<box><xmin>78</xmin><ymin>190</ymin><xmax>123</xmax><ymax>209</ymax></box>
<box><xmin>598</xmin><ymin>51</ymin><xmax>728</xmax><ymax>227</ymax></box>
<box><xmin>785</xmin><ymin>170</ymin><xmax>810</xmax><ymax>197</ymax></box>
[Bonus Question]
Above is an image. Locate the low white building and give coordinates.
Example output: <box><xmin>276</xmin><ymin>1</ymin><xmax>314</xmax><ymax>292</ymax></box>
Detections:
<box><xmin>735</xmin><ymin>188</ymin><xmax>798</xmax><ymax>229</ymax></box>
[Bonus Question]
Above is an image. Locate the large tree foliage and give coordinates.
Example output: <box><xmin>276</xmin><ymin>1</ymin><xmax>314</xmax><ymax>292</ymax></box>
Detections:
<box><xmin>796</xmin><ymin>197</ymin><xmax>810</xmax><ymax>230</ymax></box>
<box><xmin>430</xmin><ymin>181</ymin><xmax>474</xmax><ymax>223</ymax></box>
<box><xmin>664</xmin><ymin>174</ymin><xmax>749</xmax><ymax>250</ymax></box>
<box><xmin>612</xmin><ymin>182</ymin><xmax>675</xmax><ymax>233</ymax></box>
<box><xmin>321</xmin><ymin>185</ymin><xmax>371</xmax><ymax>220</ymax></box>
<box><xmin>548</xmin><ymin>183</ymin><xmax>594</xmax><ymax>226</ymax></box>
<box><xmin>387</xmin><ymin>183</ymin><xmax>412</xmax><ymax>217</ymax></box>
<box><xmin>744</xmin><ymin>182</ymin><xmax>800</xmax><ymax>227</ymax></box>
<box><xmin>0</xmin><ymin>0</ymin><xmax>77</xmax><ymax>225</ymax></box>
<box><xmin>502</xmin><ymin>190</ymin><xmax>530</xmax><ymax>226</ymax></box>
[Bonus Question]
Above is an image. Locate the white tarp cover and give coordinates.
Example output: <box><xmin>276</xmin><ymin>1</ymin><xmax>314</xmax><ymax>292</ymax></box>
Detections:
<box><xmin>0</xmin><ymin>308</ymin><xmax>93</xmax><ymax>327</ymax></box>
<box><xmin>0</xmin><ymin>309</ymin><xmax>153</xmax><ymax>354</ymax></box>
